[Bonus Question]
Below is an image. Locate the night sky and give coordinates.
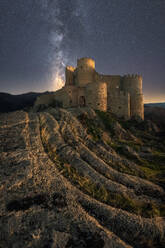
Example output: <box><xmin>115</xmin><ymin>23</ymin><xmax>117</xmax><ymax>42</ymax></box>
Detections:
<box><xmin>0</xmin><ymin>0</ymin><xmax>165</xmax><ymax>102</ymax></box>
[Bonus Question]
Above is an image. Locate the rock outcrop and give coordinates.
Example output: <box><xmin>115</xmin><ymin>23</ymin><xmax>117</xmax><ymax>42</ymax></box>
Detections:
<box><xmin>0</xmin><ymin>108</ymin><xmax>165</xmax><ymax>248</ymax></box>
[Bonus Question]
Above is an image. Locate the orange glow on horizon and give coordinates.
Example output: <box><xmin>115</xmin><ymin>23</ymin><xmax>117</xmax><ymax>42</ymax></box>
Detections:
<box><xmin>144</xmin><ymin>95</ymin><xmax>165</xmax><ymax>104</ymax></box>
<box><xmin>143</xmin><ymin>90</ymin><xmax>165</xmax><ymax>103</ymax></box>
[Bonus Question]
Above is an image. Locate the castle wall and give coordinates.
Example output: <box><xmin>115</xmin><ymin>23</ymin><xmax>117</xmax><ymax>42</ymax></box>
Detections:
<box><xmin>54</xmin><ymin>86</ymin><xmax>78</xmax><ymax>108</ymax></box>
<box><xmin>85</xmin><ymin>82</ymin><xmax>107</xmax><ymax>111</ymax></box>
<box><xmin>99</xmin><ymin>75</ymin><xmax>131</xmax><ymax>118</ymax></box>
<box><xmin>53</xmin><ymin>88</ymin><xmax>67</xmax><ymax>107</ymax></box>
<box><xmin>98</xmin><ymin>75</ymin><xmax>121</xmax><ymax>91</ymax></box>
<box><xmin>34</xmin><ymin>94</ymin><xmax>55</xmax><ymax>107</ymax></box>
<box><xmin>108</xmin><ymin>91</ymin><xmax>130</xmax><ymax>120</ymax></box>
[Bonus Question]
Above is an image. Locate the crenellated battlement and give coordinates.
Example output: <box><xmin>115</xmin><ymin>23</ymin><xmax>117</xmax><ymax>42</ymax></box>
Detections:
<box><xmin>66</xmin><ymin>66</ymin><xmax>76</xmax><ymax>72</ymax></box>
<box><xmin>123</xmin><ymin>74</ymin><xmax>142</xmax><ymax>79</ymax></box>
<box><xmin>77</xmin><ymin>57</ymin><xmax>95</xmax><ymax>70</ymax></box>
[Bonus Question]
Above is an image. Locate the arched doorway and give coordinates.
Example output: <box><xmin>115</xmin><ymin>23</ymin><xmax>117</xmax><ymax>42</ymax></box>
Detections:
<box><xmin>79</xmin><ymin>96</ymin><xmax>86</xmax><ymax>107</ymax></box>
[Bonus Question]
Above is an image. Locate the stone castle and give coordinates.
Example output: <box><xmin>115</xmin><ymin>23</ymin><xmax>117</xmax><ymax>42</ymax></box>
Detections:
<box><xmin>35</xmin><ymin>57</ymin><xmax>144</xmax><ymax>120</ymax></box>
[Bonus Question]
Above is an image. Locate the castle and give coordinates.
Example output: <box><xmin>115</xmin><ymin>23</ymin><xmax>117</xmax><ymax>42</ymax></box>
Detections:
<box><xmin>35</xmin><ymin>57</ymin><xmax>144</xmax><ymax>120</ymax></box>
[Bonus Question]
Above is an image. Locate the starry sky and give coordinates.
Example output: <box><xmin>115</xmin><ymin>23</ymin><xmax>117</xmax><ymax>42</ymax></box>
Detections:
<box><xmin>0</xmin><ymin>0</ymin><xmax>165</xmax><ymax>102</ymax></box>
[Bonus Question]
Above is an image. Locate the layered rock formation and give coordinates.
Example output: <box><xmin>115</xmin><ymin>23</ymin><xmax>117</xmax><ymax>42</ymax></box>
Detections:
<box><xmin>0</xmin><ymin>108</ymin><xmax>165</xmax><ymax>248</ymax></box>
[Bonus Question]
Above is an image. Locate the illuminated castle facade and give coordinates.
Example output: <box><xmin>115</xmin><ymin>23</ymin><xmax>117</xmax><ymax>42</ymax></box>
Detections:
<box><xmin>35</xmin><ymin>57</ymin><xmax>144</xmax><ymax>120</ymax></box>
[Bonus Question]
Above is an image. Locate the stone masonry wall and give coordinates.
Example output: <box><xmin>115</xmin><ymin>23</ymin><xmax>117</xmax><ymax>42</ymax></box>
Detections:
<box><xmin>85</xmin><ymin>82</ymin><xmax>107</xmax><ymax>111</ymax></box>
<box><xmin>99</xmin><ymin>75</ymin><xmax>121</xmax><ymax>92</ymax></box>
<box><xmin>34</xmin><ymin>94</ymin><xmax>55</xmax><ymax>108</ymax></box>
<box><xmin>108</xmin><ymin>91</ymin><xmax>130</xmax><ymax>120</ymax></box>
<box><xmin>130</xmin><ymin>93</ymin><xmax>144</xmax><ymax>119</ymax></box>
<box><xmin>54</xmin><ymin>86</ymin><xmax>78</xmax><ymax>108</ymax></box>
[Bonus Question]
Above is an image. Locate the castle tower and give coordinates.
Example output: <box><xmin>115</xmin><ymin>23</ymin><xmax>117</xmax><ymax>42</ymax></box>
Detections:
<box><xmin>85</xmin><ymin>81</ymin><xmax>107</xmax><ymax>111</ymax></box>
<box><xmin>65</xmin><ymin>66</ymin><xmax>75</xmax><ymax>85</ymax></box>
<box><xmin>76</xmin><ymin>58</ymin><xmax>95</xmax><ymax>87</ymax></box>
<box><xmin>122</xmin><ymin>75</ymin><xmax>144</xmax><ymax>120</ymax></box>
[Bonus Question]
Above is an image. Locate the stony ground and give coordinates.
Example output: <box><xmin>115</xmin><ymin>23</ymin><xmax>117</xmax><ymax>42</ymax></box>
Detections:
<box><xmin>0</xmin><ymin>108</ymin><xmax>165</xmax><ymax>248</ymax></box>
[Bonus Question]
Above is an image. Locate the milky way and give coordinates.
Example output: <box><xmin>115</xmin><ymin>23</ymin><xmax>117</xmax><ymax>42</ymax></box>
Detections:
<box><xmin>0</xmin><ymin>0</ymin><xmax>165</xmax><ymax>102</ymax></box>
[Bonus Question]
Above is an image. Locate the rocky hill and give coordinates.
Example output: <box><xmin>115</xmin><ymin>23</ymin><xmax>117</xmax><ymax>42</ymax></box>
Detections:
<box><xmin>0</xmin><ymin>107</ymin><xmax>165</xmax><ymax>248</ymax></box>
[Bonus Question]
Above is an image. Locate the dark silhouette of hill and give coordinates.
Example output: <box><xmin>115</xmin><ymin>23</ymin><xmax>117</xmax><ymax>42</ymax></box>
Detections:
<box><xmin>0</xmin><ymin>92</ymin><xmax>54</xmax><ymax>113</ymax></box>
<box><xmin>145</xmin><ymin>102</ymin><xmax>165</xmax><ymax>108</ymax></box>
<box><xmin>145</xmin><ymin>106</ymin><xmax>165</xmax><ymax>132</ymax></box>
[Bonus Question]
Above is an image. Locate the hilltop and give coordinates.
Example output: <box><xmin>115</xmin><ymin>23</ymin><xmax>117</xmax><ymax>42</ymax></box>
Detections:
<box><xmin>145</xmin><ymin>103</ymin><xmax>165</xmax><ymax>108</ymax></box>
<box><xmin>0</xmin><ymin>106</ymin><xmax>165</xmax><ymax>247</ymax></box>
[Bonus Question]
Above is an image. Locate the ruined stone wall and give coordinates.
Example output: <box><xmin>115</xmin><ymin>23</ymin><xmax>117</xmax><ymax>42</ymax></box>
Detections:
<box><xmin>85</xmin><ymin>82</ymin><xmax>107</xmax><ymax>111</ymax></box>
<box><xmin>76</xmin><ymin>58</ymin><xmax>95</xmax><ymax>87</ymax></box>
<box><xmin>108</xmin><ymin>91</ymin><xmax>130</xmax><ymax>120</ymax></box>
<box><xmin>53</xmin><ymin>89</ymin><xmax>67</xmax><ymax>107</ymax></box>
<box><xmin>34</xmin><ymin>91</ymin><xmax>67</xmax><ymax>110</ymax></box>
<box><xmin>54</xmin><ymin>86</ymin><xmax>78</xmax><ymax>108</ymax></box>
<box><xmin>34</xmin><ymin>94</ymin><xmax>55</xmax><ymax>108</ymax></box>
